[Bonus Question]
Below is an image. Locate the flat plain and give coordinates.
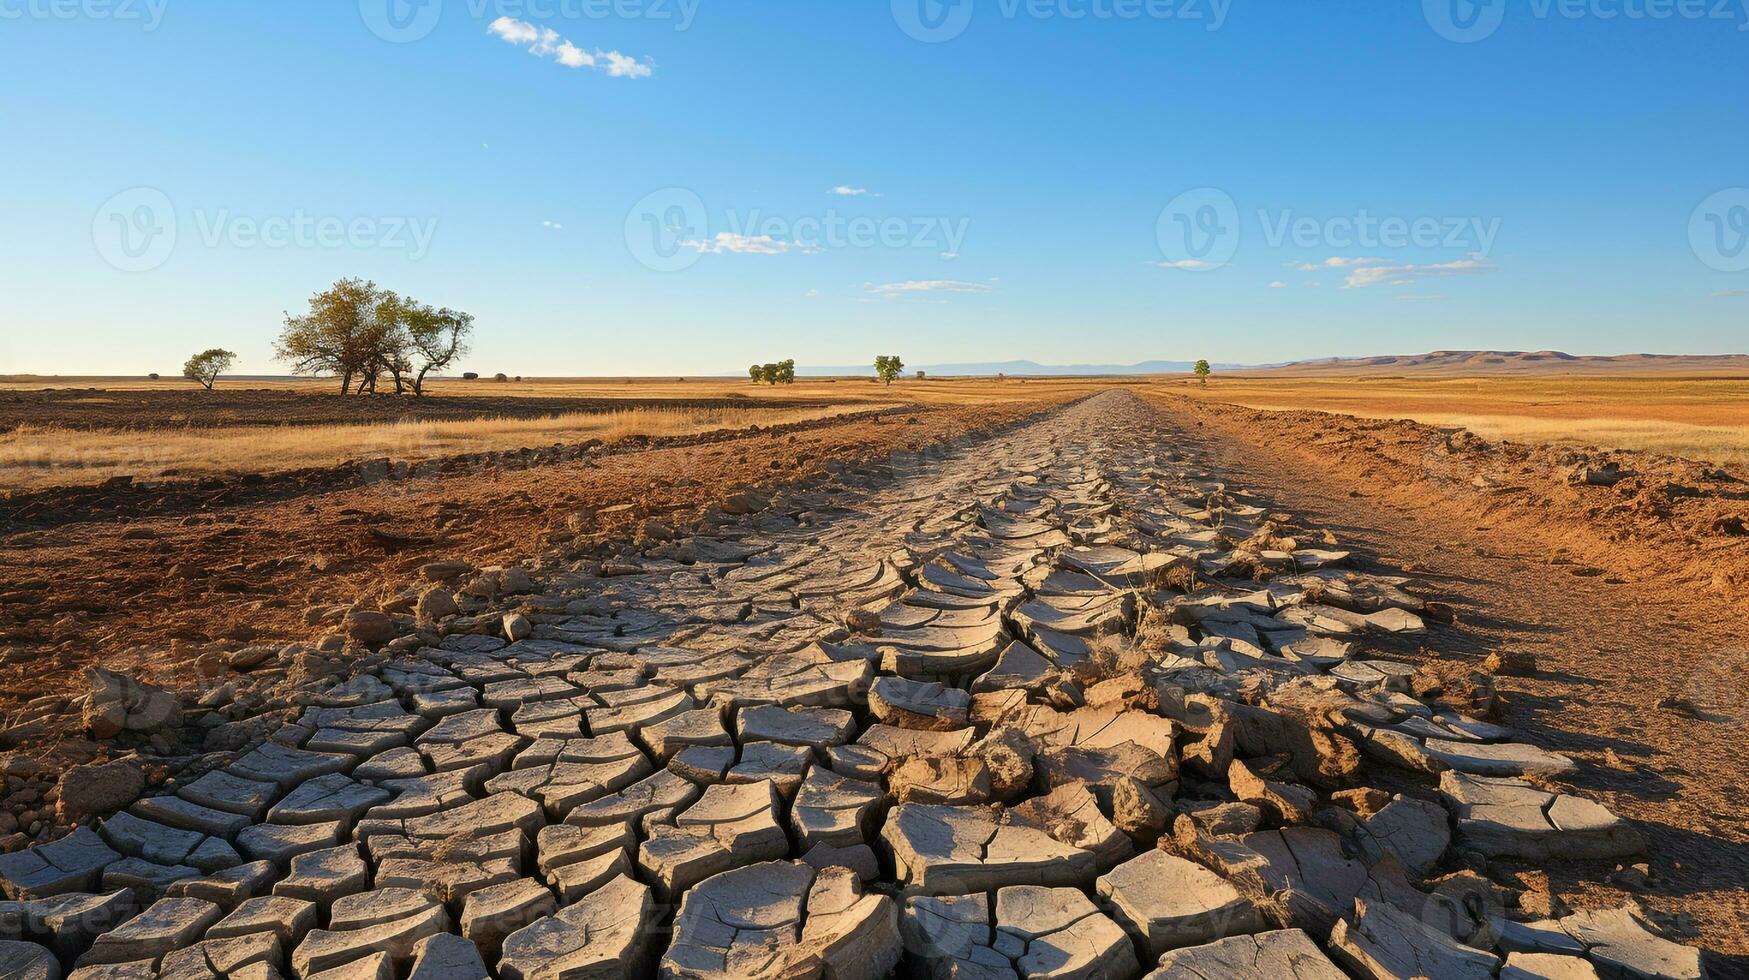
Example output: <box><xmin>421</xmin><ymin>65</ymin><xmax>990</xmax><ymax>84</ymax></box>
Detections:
<box><xmin>0</xmin><ymin>370</ymin><xmax>1743</xmax><ymax>977</ymax></box>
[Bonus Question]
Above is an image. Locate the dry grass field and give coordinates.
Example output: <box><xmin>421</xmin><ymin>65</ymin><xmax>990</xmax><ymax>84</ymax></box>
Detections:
<box><xmin>1162</xmin><ymin>375</ymin><xmax>1749</xmax><ymax>466</ymax></box>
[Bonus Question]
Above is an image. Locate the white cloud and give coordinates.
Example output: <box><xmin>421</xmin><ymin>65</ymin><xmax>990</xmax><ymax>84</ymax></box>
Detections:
<box><xmin>868</xmin><ymin>279</ymin><xmax>992</xmax><ymax>297</ymax></box>
<box><xmin>1344</xmin><ymin>254</ymin><xmax>1496</xmax><ymax>288</ymax></box>
<box><xmin>830</xmin><ymin>186</ymin><xmax>871</xmax><ymax>196</ymax></box>
<box><xmin>678</xmin><ymin>232</ymin><xmax>798</xmax><ymax>254</ymax></box>
<box><xmin>1154</xmin><ymin>259</ymin><xmax>1213</xmax><ymax>271</ymax></box>
<box><xmin>1267</xmin><ymin>281</ymin><xmax>1288</xmax><ymax>289</ymax></box>
<box><xmin>805</xmin><ymin>289</ymin><xmax>820</xmax><ymax>298</ymax></box>
<box><xmin>1712</xmin><ymin>289</ymin><xmax>1746</xmax><ymax>298</ymax></box>
<box><xmin>1292</xmin><ymin>257</ymin><xmax>1389</xmax><ymax>272</ymax></box>
<box><xmin>940</xmin><ymin>251</ymin><xmax>960</xmax><ymax>261</ymax></box>
<box><xmin>487</xmin><ymin>18</ymin><xmax>653</xmax><ymax>78</ymax></box>
<box><xmin>542</xmin><ymin>220</ymin><xmax>563</xmax><ymax>230</ymax></box>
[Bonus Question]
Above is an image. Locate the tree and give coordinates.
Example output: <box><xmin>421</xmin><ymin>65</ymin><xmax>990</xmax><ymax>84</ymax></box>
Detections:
<box><xmin>1194</xmin><ymin>359</ymin><xmax>1212</xmax><ymax>385</ymax></box>
<box><xmin>400</xmin><ymin>302</ymin><xmax>473</xmax><ymax>396</ymax></box>
<box><xmin>915</xmin><ymin>370</ymin><xmax>926</xmax><ymax>381</ymax></box>
<box><xmin>182</xmin><ymin>349</ymin><xmax>235</xmax><ymax>390</ymax></box>
<box><xmin>275</xmin><ymin>278</ymin><xmax>398</xmax><ymax>396</ymax></box>
<box><xmin>759</xmin><ymin>363</ymin><xmax>779</xmax><ymax>385</ymax></box>
<box><xmin>776</xmin><ymin>359</ymin><xmax>795</xmax><ymax>385</ymax></box>
<box><xmin>750</xmin><ymin>364</ymin><xmax>763</xmax><ymax>384</ymax></box>
<box><xmin>874</xmin><ymin>354</ymin><xmax>904</xmax><ymax>385</ymax></box>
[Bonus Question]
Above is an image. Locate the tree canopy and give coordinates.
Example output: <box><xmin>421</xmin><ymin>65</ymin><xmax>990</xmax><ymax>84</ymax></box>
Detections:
<box><xmin>182</xmin><ymin>349</ymin><xmax>236</xmax><ymax>390</ymax></box>
<box><xmin>275</xmin><ymin>278</ymin><xmax>473</xmax><ymax>396</ymax></box>
<box><xmin>874</xmin><ymin>354</ymin><xmax>905</xmax><ymax>385</ymax></box>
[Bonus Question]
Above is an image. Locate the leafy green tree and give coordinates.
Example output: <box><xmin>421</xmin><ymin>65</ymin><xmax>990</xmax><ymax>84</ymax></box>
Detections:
<box><xmin>1194</xmin><ymin>359</ymin><xmax>1212</xmax><ymax>385</ymax></box>
<box><xmin>750</xmin><ymin>364</ymin><xmax>763</xmax><ymax>383</ymax></box>
<box><xmin>759</xmin><ymin>363</ymin><xmax>779</xmax><ymax>385</ymax></box>
<box><xmin>275</xmin><ymin>278</ymin><xmax>396</xmax><ymax>395</ymax></box>
<box><xmin>182</xmin><ymin>349</ymin><xmax>236</xmax><ymax>390</ymax></box>
<box><xmin>874</xmin><ymin>354</ymin><xmax>904</xmax><ymax>385</ymax></box>
<box><xmin>776</xmin><ymin>359</ymin><xmax>796</xmax><ymax>384</ymax></box>
<box><xmin>400</xmin><ymin>301</ymin><xmax>474</xmax><ymax>396</ymax></box>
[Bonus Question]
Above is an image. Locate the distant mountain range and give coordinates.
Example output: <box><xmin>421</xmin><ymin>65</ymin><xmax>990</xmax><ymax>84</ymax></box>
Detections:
<box><xmin>774</xmin><ymin>350</ymin><xmax>1749</xmax><ymax>378</ymax></box>
<box><xmin>790</xmin><ymin>359</ymin><xmax>1255</xmax><ymax>377</ymax></box>
<box><xmin>1240</xmin><ymin>350</ymin><xmax>1749</xmax><ymax>377</ymax></box>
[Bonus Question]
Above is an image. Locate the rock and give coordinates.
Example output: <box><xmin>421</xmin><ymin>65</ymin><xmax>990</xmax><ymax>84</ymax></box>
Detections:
<box><xmin>881</xmin><ymin>802</ymin><xmax>1101</xmax><ymax>895</ymax></box>
<box><xmin>1109</xmin><ymin>776</ymin><xmax>1172</xmax><ymax>838</ymax></box>
<box><xmin>498</xmin><ymin>874</ymin><xmax>653</xmax><ymax>980</ymax></box>
<box><xmin>993</xmin><ymin>885</ymin><xmax>1139</xmax><ymax>980</ymax></box>
<box><xmin>1438</xmin><ymin>771</ymin><xmax>1643</xmax><ymax>861</ymax></box>
<box><xmin>1355</xmin><ymin>795</ymin><xmax>1450</xmax><ymax>877</ymax></box>
<box><xmin>1502</xmin><ymin>952</ymin><xmax>1601</xmax><ymax>979</ymax></box>
<box><xmin>1227</xmin><ymin>758</ymin><xmax>1318</xmax><ymax>825</ymax></box>
<box><xmin>1329</xmin><ymin>897</ymin><xmax>1499</xmax><ymax>980</ymax></box>
<box><xmin>869</xmin><ymin>677</ymin><xmax>971</xmax><ymax>731</ymax></box>
<box><xmin>408</xmin><ymin>932</ymin><xmax>490</xmax><ymax>979</ymax></box>
<box><xmin>1096</xmin><ymin>849</ymin><xmax>1264</xmax><ymax>960</ymax></box>
<box><xmin>1559</xmin><ymin>907</ymin><xmax>1704</xmax><ymax>980</ymax></box>
<box><xmin>57</xmin><ymin>761</ymin><xmax>145</xmax><ymax>825</ymax></box>
<box><xmin>415</xmin><ymin>589</ymin><xmax>459</xmax><ymax>625</ymax></box>
<box><xmin>0</xmin><ymin>827</ymin><xmax>121</xmax><ymax>899</ymax></box>
<box><xmin>77</xmin><ymin>897</ymin><xmax>221</xmax><ymax>966</ymax></box>
<box><xmin>343</xmin><ymin>611</ymin><xmax>399</xmax><ymax>647</ymax></box>
<box><xmin>0</xmin><ymin>940</ymin><xmax>60</xmax><ymax>980</ymax></box>
<box><xmin>1145</xmin><ymin>928</ymin><xmax>1348</xmax><ymax>979</ymax></box>
<box><xmin>83</xmin><ymin>669</ymin><xmax>183</xmax><ymax>739</ymax></box>
<box><xmin>502</xmin><ymin>614</ymin><xmax>532</xmax><ymax>642</ymax></box>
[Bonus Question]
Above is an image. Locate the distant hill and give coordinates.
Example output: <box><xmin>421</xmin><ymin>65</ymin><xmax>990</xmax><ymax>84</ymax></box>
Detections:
<box><xmin>1241</xmin><ymin>350</ymin><xmax>1749</xmax><ymax>378</ymax></box>
<box><xmin>792</xmin><ymin>359</ymin><xmax>1252</xmax><ymax>378</ymax></box>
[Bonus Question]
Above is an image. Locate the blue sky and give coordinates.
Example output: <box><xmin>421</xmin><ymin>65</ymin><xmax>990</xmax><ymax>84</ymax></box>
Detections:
<box><xmin>2</xmin><ymin>0</ymin><xmax>1746</xmax><ymax>376</ymax></box>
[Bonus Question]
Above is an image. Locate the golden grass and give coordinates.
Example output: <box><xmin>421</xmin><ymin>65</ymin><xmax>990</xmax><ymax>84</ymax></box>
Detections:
<box><xmin>0</xmin><ymin>403</ymin><xmax>888</xmax><ymax>490</ymax></box>
<box><xmin>0</xmin><ymin>374</ymin><xmax>1123</xmax><ymax>407</ymax></box>
<box><xmin>1167</xmin><ymin>377</ymin><xmax>1749</xmax><ymax>466</ymax></box>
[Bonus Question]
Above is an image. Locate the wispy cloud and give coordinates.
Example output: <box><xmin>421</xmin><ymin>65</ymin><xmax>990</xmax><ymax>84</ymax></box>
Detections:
<box><xmin>1267</xmin><ymin>280</ymin><xmax>1288</xmax><ymax>289</ymax></box>
<box><xmin>940</xmin><ymin>251</ymin><xmax>960</xmax><ymax>261</ymax></box>
<box><xmin>542</xmin><ymin>220</ymin><xmax>563</xmax><ymax>230</ymax></box>
<box><xmin>487</xmin><ymin>18</ymin><xmax>653</xmax><ymax>78</ymax></box>
<box><xmin>1344</xmin><ymin>254</ymin><xmax>1496</xmax><ymax>288</ymax></box>
<box><xmin>1293</xmin><ymin>257</ymin><xmax>1388</xmax><ymax>271</ymax></box>
<box><xmin>1153</xmin><ymin>259</ymin><xmax>1214</xmax><ymax>271</ymax></box>
<box><xmin>1712</xmin><ymin>289</ymin><xmax>1746</xmax><ymax>298</ymax></box>
<box><xmin>830</xmin><ymin>186</ymin><xmax>873</xmax><ymax>197</ymax></box>
<box><xmin>867</xmin><ymin>279</ymin><xmax>992</xmax><ymax>297</ymax></box>
<box><xmin>678</xmin><ymin>232</ymin><xmax>798</xmax><ymax>254</ymax></box>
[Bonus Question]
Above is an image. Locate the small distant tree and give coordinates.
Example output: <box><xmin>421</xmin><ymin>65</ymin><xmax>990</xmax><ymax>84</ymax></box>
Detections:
<box><xmin>1193</xmin><ymin>359</ymin><xmax>1212</xmax><ymax>385</ymax></box>
<box><xmin>915</xmin><ymin>370</ymin><xmax>926</xmax><ymax>381</ymax></box>
<box><xmin>182</xmin><ymin>349</ymin><xmax>236</xmax><ymax>390</ymax></box>
<box><xmin>494</xmin><ymin>373</ymin><xmax>509</xmax><ymax>383</ymax></box>
<box><xmin>462</xmin><ymin>372</ymin><xmax>480</xmax><ymax>380</ymax></box>
<box><xmin>148</xmin><ymin>372</ymin><xmax>160</xmax><ymax>380</ymax></box>
<box><xmin>776</xmin><ymin>359</ymin><xmax>795</xmax><ymax>384</ymax></box>
<box><xmin>759</xmin><ymin>363</ymin><xmax>779</xmax><ymax>385</ymax></box>
<box><xmin>874</xmin><ymin>354</ymin><xmax>904</xmax><ymax>385</ymax></box>
<box><xmin>749</xmin><ymin>364</ymin><xmax>762</xmax><ymax>384</ymax></box>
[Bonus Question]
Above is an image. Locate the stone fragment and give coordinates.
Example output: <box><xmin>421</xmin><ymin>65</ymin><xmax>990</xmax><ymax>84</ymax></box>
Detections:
<box><xmin>77</xmin><ymin>898</ymin><xmax>221</xmax><ymax>966</ymax></box>
<box><xmin>0</xmin><ymin>940</ymin><xmax>59</xmax><ymax>980</ymax></box>
<box><xmin>83</xmin><ymin>668</ymin><xmax>183</xmax><ymax>739</ymax></box>
<box><xmin>272</xmin><ymin>845</ymin><xmax>368</xmax><ymax>907</ymax></box>
<box><xmin>57</xmin><ymin>762</ymin><xmax>146</xmax><ymax>825</ymax></box>
<box><xmin>206</xmin><ymin>895</ymin><xmax>318</xmax><ymax>946</ymax></box>
<box><xmin>869</xmin><ymin>677</ymin><xmax>971</xmax><ymax>731</ymax></box>
<box><xmin>291</xmin><ymin>893</ymin><xmax>448</xmax><ymax>976</ymax></box>
<box><xmin>407</xmin><ymin>932</ymin><xmax>490</xmax><ymax>980</ymax></box>
<box><xmin>638</xmin><ymin>781</ymin><xmax>789</xmax><ymax>899</ymax></box>
<box><xmin>460</xmin><ymin>878</ymin><xmax>555</xmax><ymax>959</ymax></box>
<box><xmin>1227</xmin><ymin>758</ymin><xmax>1318</xmax><ymax>825</ymax></box>
<box><xmin>266</xmin><ymin>774</ymin><xmax>391</xmax><ymax>828</ymax></box>
<box><xmin>498</xmin><ymin>874</ymin><xmax>653</xmax><ymax>980</ymax></box>
<box><xmin>900</xmin><ymin>892</ymin><xmax>1013</xmax><ymax>980</ymax></box>
<box><xmin>882</xmin><ymin>803</ymin><xmax>1101</xmax><ymax>895</ymax></box>
<box><xmin>993</xmin><ymin>885</ymin><xmax>1138</xmax><ymax>980</ymax></box>
<box><xmin>1502</xmin><ymin>952</ymin><xmax>1601</xmax><ymax>979</ymax></box>
<box><xmin>736</xmin><ymin>705</ymin><xmax>857</xmax><ymax>748</ymax></box>
<box><xmin>1438</xmin><ymin>772</ymin><xmax>1642</xmax><ymax>861</ymax></box>
<box><xmin>792</xmin><ymin>767</ymin><xmax>883</xmax><ymax>849</ymax></box>
<box><xmin>1559</xmin><ymin>907</ymin><xmax>1704</xmax><ymax>980</ymax></box>
<box><xmin>1329</xmin><ymin>898</ymin><xmax>1499</xmax><ymax>980</ymax></box>
<box><xmin>0</xmin><ymin>829</ymin><xmax>122</xmax><ymax>900</ymax></box>
<box><xmin>176</xmin><ymin>771</ymin><xmax>278</xmax><ymax>820</ymax></box>
<box><xmin>1145</xmin><ymin>928</ymin><xmax>1348</xmax><ymax>979</ymax></box>
<box><xmin>1096</xmin><ymin>849</ymin><xmax>1263</xmax><ymax>960</ymax></box>
<box><xmin>236</xmin><ymin>822</ymin><xmax>344</xmax><ymax>867</ymax></box>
